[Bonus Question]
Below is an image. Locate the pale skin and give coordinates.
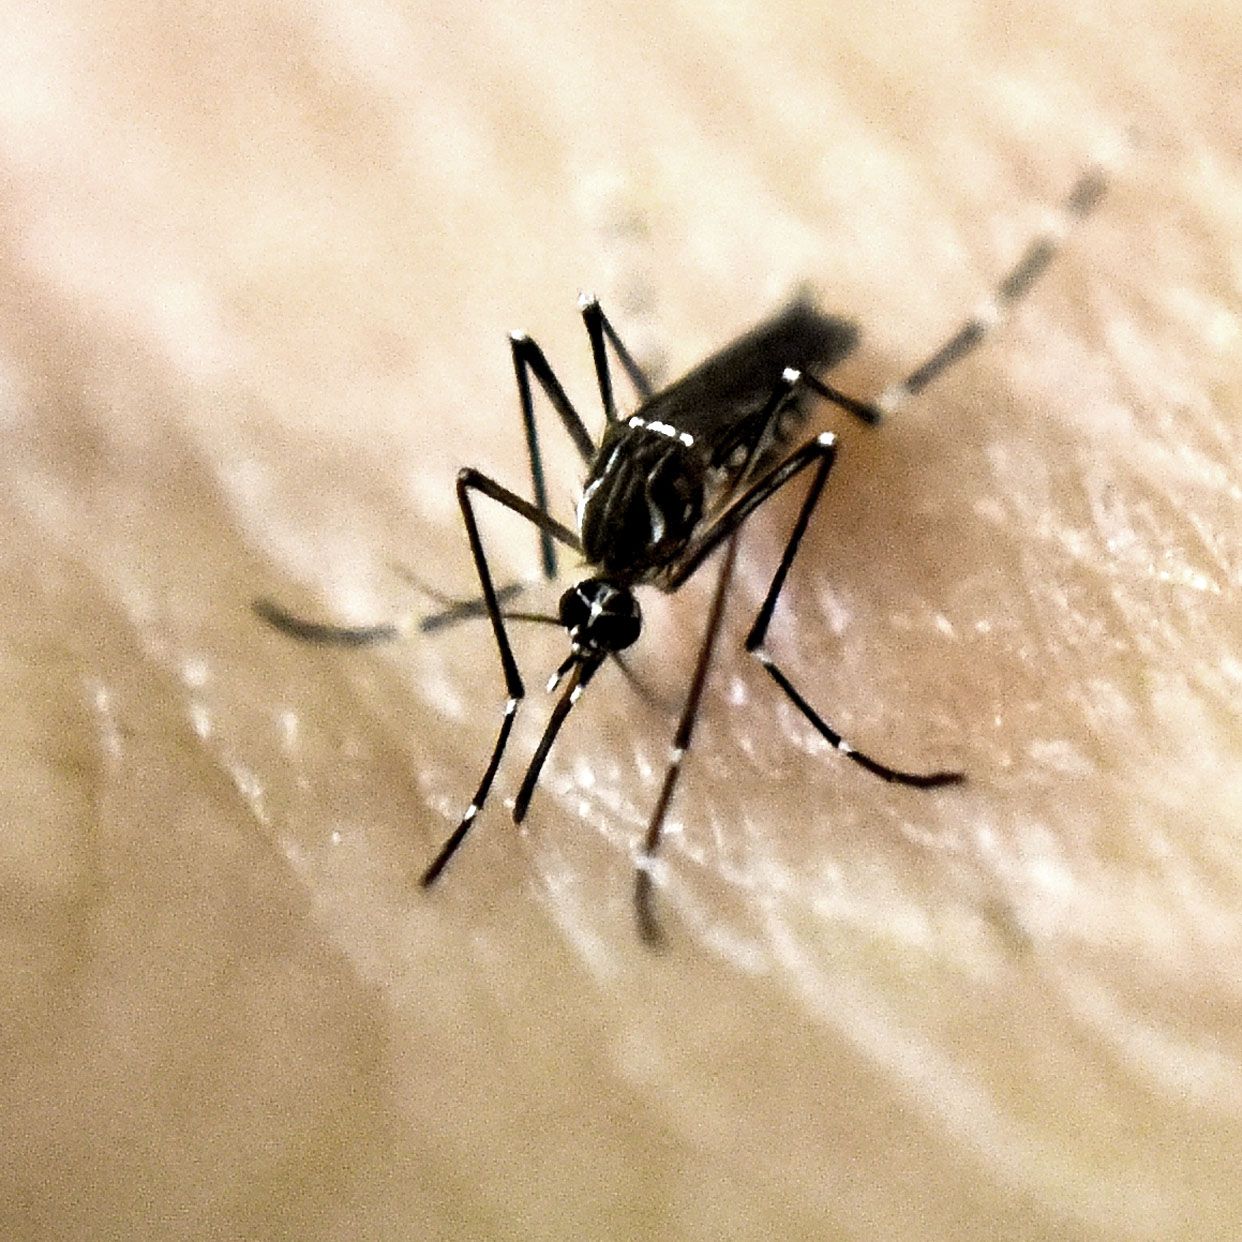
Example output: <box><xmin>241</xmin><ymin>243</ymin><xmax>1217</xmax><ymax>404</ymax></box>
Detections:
<box><xmin>0</xmin><ymin>2</ymin><xmax>1238</xmax><ymax>1240</ymax></box>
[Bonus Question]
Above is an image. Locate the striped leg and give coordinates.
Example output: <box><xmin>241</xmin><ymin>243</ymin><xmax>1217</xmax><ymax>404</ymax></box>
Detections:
<box><xmin>635</xmin><ymin>533</ymin><xmax>741</xmax><ymax>946</ymax></box>
<box><xmin>579</xmin><ymin>294</ymin><xmax>654</xmax><ymax>422</ymax></box>
<box><xmin>420</xmin><ymin>468</ymin><xmax>581</xmax><ymax>887</ymax></box>
<box><xmin>508</xmin><ymin>331</ymin><xmax>598</xmax><ymax>579</ymax></box>
<box><xmin>873</xmin><ymin>167</ymin><xmax>1109</xmax><ymax>418</ymax></box>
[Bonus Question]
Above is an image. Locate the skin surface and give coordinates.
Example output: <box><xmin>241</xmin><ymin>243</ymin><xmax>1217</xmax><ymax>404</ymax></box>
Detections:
<box><xmin>1</xmin><ymin>2</ymin><xmax>1238</xmax><ymax>1239</ymax></box>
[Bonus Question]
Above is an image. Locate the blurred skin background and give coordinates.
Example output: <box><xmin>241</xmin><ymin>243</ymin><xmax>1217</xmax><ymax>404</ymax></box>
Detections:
<box><xmin>1</xmin><ymin>1</ymin><xmax>1239</xmax><ymax>1239</ymax></box>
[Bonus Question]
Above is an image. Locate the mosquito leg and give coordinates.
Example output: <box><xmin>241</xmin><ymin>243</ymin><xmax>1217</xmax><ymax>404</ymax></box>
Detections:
<box><xmin>668</xmin><ymin>373</ymin><xmax>962</xmax><ymax>785</ymax></box>
<box><xmin>579</xmin><ymin>294</ymin><xmax>654</xmax><ymax>421</ymax></box>
<box><xmin>739</xmin><ymin>435</ymin><xmax>963</xmax><ymax>788</ymax></box>
<box><xmin>420</xmin><ymin>468</ymin><xmax>582</xmax><ymax>887</ymax></box>
<box><xmin>510</xmin><ymin>330</ymin><xmax>598</xmax><ymax>579</ymax></box>
<box><xmin>769</xmin><ymin>167</ymin><xmax>1109</xmax><ymax>427</ymax></box>
<box><xmin>872</xmin><ymin>166</ymin><xmax>1109</xmax><ymax>417</ymax></box>
<box><xmin>511</xmin><ymin>655</ymin><xmax>603</xmax><ymax>825</ymax></box>
<box><xmin>260</xmin><ymin>573</ymin><xmax>532</xmax><ymax>645</ymax></box>
<box><xmin>635</xmin><ymin>532</ymin><xmax>740</xmax><ymax>947</ymax></box>
<box><xmin>252</xmin><ymin>597</ymin><xmax>403</xmax><ymax>647</ymax></box>
<box><xmin>667</xmin><ymin>370</ymin><xmax>816</xmax><ymax>590</ymax></box>
<box><xmin>417</xmin><ymin>582</ymin><xmax>527</xmax><ymax>633</ymax></box>
<box><xmin>797</xmin><ymin>373</ymin><xmax>884</xmax><ymax>426</ymax></box>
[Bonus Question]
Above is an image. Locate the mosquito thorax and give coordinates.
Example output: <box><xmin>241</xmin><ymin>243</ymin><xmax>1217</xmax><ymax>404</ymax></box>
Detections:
<box><xmin>578</xmin><ymin>433</ymin><xmax>704</xmax><ymax>577</ymax></box>
<box><xmin>558</xmin><ymin>578</ymin><xmax>642</xmax><ymax>654</ymax></box>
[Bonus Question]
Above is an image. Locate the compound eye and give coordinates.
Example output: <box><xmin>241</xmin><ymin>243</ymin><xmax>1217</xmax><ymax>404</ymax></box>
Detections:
<box><xmin>558</xmin><ymin>584</ymin><xmax>591</xmax><ymax>633</ymax></box>
<box><xmin>591</xmin><ymin>598</ymin><xmax>641</xmax><ymax>652</ymax></box>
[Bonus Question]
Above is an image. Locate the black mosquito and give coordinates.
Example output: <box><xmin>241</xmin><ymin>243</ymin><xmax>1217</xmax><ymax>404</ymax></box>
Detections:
<box><xmin>258</xmin><ymin>167</ymin><xmax>1107</xmax><ymax>944</ymax></box>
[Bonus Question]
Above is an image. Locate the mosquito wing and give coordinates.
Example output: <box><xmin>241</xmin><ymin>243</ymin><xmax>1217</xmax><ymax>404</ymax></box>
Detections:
<box><xmin>632</xmin><ymin>296</ymin><xmax>858</xmax><ymax>453</ymax></box>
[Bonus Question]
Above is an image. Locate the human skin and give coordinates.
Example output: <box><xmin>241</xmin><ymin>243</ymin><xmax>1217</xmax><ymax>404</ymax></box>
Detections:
<box><xmin>0</xmin><ymin>2</ymin><xmax>1238</xmax><ymax>1239</ymax></box>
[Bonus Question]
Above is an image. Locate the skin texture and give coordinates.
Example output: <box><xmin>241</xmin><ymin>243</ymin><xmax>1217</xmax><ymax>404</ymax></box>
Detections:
<box><xmin>1</xmin><ymin>2</ymin><xmax>1238</xmax><ymax>1239</ymax></box>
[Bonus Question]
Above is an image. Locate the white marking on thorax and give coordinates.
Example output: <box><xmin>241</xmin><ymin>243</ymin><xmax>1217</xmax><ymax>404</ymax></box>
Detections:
<box><xmin>646</xmin><ymin>492</ymin><xmax>666</xmax><ymax>543</ymax></box>
<box><xmin>576</xmin><ymin>476</ymin><xmax>604</xmax><ymax>531</ymax></box>
<box><xmin>627</xmin><ymin>413</ymin><xmax>694</xmax><ymax>448</ymax></box>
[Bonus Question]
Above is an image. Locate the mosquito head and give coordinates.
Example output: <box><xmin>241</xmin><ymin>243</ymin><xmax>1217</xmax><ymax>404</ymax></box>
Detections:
<box><xmin>558</xmin><ymin>577</ymin><xmax>641</xmax><ymax>656</ymax></box>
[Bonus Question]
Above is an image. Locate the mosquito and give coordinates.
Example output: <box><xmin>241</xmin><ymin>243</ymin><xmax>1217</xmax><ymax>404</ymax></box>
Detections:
<box><xmin>257</xmin><ymin>167</ymin><xmax>1107</xmax><ymax>944</ymax></box>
